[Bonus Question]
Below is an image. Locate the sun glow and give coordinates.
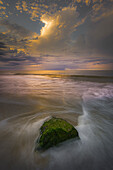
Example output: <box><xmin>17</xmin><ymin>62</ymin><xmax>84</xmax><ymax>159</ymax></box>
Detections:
<box><xmin>41</xmin><ymin>19</ymin><xmax>53</xmax><ymax>36</ymax></box>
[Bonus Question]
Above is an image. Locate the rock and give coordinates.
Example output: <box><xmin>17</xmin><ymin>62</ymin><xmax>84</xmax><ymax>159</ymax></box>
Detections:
<box><xmin>35</xmin><ymin>117</ymin><xmax>79</xmax><ymax>151</ymax></box>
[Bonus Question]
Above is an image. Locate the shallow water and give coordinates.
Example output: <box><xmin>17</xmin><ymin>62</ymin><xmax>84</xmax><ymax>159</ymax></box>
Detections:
<box><xmin>0</xmin><ymin>75</ymin><xmax>113</xmax><ymax>170</ymax></box>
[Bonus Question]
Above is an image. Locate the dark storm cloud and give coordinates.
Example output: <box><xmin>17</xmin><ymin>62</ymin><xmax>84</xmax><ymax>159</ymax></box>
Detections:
<box><xmin>0</xmin><ymin>52</ymin><xmax>40</xmax><ymax>62</ymax></box>
<box><xmin>72</xmin><ymin>12</ymin><xmax>113</xmax><ymax>59</ymax></box>
<box><xmin>0</xmin><ymin>32</ymin><xmax>29</xmax><ymax>49</ymax></box>
<box><xmin>0</xmin><ymin>19</ymin><xmax>38</xmax><ymax>65</ymax></box>
<box><xmin>0</xmin><ymin>42</ymin><xmax>7</xmax><ymax>56</ymax></box>
<box><xmin>0</xmin><ymin>51</ymin><xmax>5</xmax><ymax>55</ymax></box>
<box><xmin>87</xmin><ymin>14</ymin><xmax>113</xmax><ymax>57</ymax></box>
<box><xmin>0</xmin><ymin>55</ymin><xmax>26</xmax><ymax>62</ymax></box>
<box><xmin>0</xmin><ymin>42</ymin><xmax>6</xmax><ymax>48</ymax></box>
<box><xmin>0</xmin><ymin>48</ymin><xmax>43</xmax><ymax>69</ymax></box>
<box><xmin>0</xmin><ymin>19</ymin><xmax>40</xmax><ymax>69</ymax></box>
<box><xmin>0</xmin><ymin>20</ymin><xmax>34</xmax><ymax>38</ymax></box>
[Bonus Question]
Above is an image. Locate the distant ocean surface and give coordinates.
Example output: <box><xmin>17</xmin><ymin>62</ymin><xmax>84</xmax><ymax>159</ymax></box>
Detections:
<box><xmin>0</xmin><ymin>70</ymin><xmax>113</xmax><ymax>170</ymax></box>
<box><xmin>1</xmin><ymin>69</ymin><xmax>113</xmax><ymax>76</ymax></box>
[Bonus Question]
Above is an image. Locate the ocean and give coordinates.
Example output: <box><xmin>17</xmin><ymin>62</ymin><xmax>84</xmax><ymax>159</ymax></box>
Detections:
<box><xmin>0</xmin><ymin>70</ymin><xmax>113</xmax><ymax>170</ymax></box>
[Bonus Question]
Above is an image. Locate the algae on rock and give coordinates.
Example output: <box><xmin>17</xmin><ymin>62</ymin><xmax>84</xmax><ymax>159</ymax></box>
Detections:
<box><xmin>35</xmin><ymin>117</ymin><xmax>79</xmax><ymax>151</ymax></box>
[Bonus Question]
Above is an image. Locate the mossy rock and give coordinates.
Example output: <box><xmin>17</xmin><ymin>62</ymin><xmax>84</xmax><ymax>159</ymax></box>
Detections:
<box><xmin>35</xmin><ymin>117</ymin><xmax>79</xmax><ymax>151</ymax></box>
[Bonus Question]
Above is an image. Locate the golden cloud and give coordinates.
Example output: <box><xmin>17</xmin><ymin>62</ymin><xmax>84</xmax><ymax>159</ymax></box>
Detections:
<box><xmin>14</xmin><ymin>0</ymin><xmax>105</xmax><ymax>22</ymax></box>
<box><xmin>30</xmin><ymin>6</ymin><xmax>86</xmax><ymax>55</ymax></box>
<box><xmin>15</xmin><ymin>2</ymin><xmax>22</xmax><ymax>13</ymax></box>
<box><xmin>22</xmin><ymin>1</ymin><xmax>28</xmax><ymax>12</ymax></box>
<box><xmin>92</xmin><ymin>1</ymin><xmax>113</xmax><ymax>21</ymax></box>
<box><xmin>0</xmin><ymin>1</ymin><xmax>8</xmax><ymax>19</ymax></box>
<box><xmin>0</xmin><ymin>0</ymin><xmax>3</xmax><ymax>5</ymax></box>
<box><xmin>85</xmin><ymin>0</ymin><xmax>91</xmax><ymax>5</ymax></box>
<box><xmin>75</xmin><ymin>0</ymin><xmax>103</xmax><ymax>5</ymax></box>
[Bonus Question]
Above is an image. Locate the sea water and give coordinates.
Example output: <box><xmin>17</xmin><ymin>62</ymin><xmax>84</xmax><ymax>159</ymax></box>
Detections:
<box><xmin>0</xmin><ymin>73</ymin><xmax>113</xmax><ymax>170</ymax></box>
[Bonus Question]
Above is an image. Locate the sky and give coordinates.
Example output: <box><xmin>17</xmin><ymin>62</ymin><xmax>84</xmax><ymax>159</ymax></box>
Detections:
<box><xmin>0</xmin><ymin>0</ymin><xmax>113</xmax><ymax>70</ymax></box>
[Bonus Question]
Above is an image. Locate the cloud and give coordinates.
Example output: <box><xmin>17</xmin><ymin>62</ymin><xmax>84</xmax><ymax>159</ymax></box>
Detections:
<box><xmin>27</xmin><ymin>0</ymin><xmax>113</xmax><ymax>70</ymax></box>
<box><xmin>14</xmin><ymin>0</ymin><xmax>101</xmax><ymax>22</ymax></box>
<box><xmin>61</xmin><ymin>1</ymin><xmax>113</xmax><ymax>61</ymax></box>
<box><xmin>91</xmin><ymin>0</ymin><xmax>113</xmax><ymax>21</ymax></box>
<box><xmin>0</xmin><ymin>0</ymin><xmax>3</xmax><ymax>5</ymax></box>
<box><xmin>0</xmin><ymin>0</ymin><xmax>106</xmax><ymax>21</ymax></box>
<box><xmin>29</xmin><ymin>0</ymin><xmax>112</xmax><ymax>56</ymax></box>
<box><xmin>15</xmin><ymin>2</ymin><xmax>23</xmax><ymax>13</ymax></box>
<box><xmin>31</xmin><ymin>6</ymin><xmax>86</xmax><ymax>55</ymax></box>
<box><xmin>0</xmin><ymin>20</ymin><xmax>38</xmax><ymax>56</ymax></box>
<box><xmin>73</xmin><ymin>11</ymin><xmax>113</xmax><ymax>58</ymax></box>
<box><xmin>22</xmin><ymin>1</ymin><xmax>28</xmax><ymax>12</ymax></box>
<box><xmin>0</xmin><ymin>49</ymin><xmax>43</xmax><ymax>70</ymax></box>
<box><xmin>0</xmin><ymin>20</ymin><xmax>35</xmax><ymax>38</ymax></box>
<box><xmin>0</xmin><ymin>42</ymin><xmax>7</xmax><ymax>56</ymax></box>
<box><xmin>0</xmin><ymin>42</ymin><xmax>6</xmax><ymax>48</ymax></box>
<box><xmin>0</xmin><ymin>0</ymin><xmax>113</xmax><ymax>70</ymax></box>
<box><xmin>15</xmin><ymin>1</ymin><xmax>51</xmax><ymax>21</ymax></box>
<box><xmin>0</xmin><ymin>0</ymin><xmax>9</xmax><ymax>19</ymax></box>
<box><xmin>0</xmin><ymin>19</ymin><xmax>41</xmax><ymax>69</ymax></box>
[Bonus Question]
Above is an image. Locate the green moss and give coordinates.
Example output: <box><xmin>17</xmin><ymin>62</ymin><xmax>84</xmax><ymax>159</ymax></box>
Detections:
<box><xmin>35</xmin><ymin>117</ymin><xmax>79</xmax><ymax>151</ymax></box>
